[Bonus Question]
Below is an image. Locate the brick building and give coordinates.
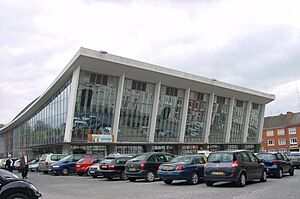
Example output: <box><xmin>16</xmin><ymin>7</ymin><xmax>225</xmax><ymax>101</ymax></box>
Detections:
<box><xmin>262</xmin><ymin>112</ymin><xmax>300</xmax><ymax>152</ymax></box>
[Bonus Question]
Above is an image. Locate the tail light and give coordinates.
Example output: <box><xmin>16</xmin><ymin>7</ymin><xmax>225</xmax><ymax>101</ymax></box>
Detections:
<box><xmin>158</xmin><ymin>165</ymin><xmax>162</xmax><ymax>170</ymax></box>
<box><xmin>273</xmin><ymin>160</ymin><xmax>280</xmax><ymax>165</ymax></box>
<box><xmin>176</xmin><ymin>165</ymin><xmax>183</xmax><ymax>171</ymax></box>
<box><xmin>108</xmin><ymin>164</ymin><xmax>115</xmax><ymax>169</ymax></box>
<box><xmin>231</xmin><ymin>160</ymin><xmax>239</xmax><ymax>168</ymax></box>
<box><xmin>140</xmin><ymin>162</ymin><xmax>146</xmax><ymax>170</ymax></box>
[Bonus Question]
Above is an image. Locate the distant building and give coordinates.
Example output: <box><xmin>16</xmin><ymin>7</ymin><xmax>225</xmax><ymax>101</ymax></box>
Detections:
<box><xmin>262</xmin><ymin>112</ymin><xmax>300</xmax><ymax>152</ymax></box>
<box><xmin>0</xmin><ymin>124</ymin><xmax>4</xmax><ymax>158</ymax></box>
<box><xmin>0</xmin><ymin>47</ymin><xmax>274</xmax><ymax>157</ymax></box>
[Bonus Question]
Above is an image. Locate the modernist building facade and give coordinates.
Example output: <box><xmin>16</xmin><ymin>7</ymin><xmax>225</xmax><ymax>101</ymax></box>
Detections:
<box><xmin>0</xmin><ymin>48</ymin><xmax>275</xmax><ymax>157</ymax></box>
<box><xmin>262</xmin><ymin>112</ymin><xmax>300</xmax><ymax>152</ymax></box>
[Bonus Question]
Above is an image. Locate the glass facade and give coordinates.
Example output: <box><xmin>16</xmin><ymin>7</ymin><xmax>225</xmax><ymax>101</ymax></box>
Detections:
<box><xmin>185</xmin><ymin>91</ymin><xmax>209</xmax><ymax>142</ymax></box>
<box><xmin>230</xmin><ymin>99</ymin><xmax>247</xmax><ymax>143</ymax></box>
<box><xmin>155</xmin><ymin>86</ymin><xmax>185</xmax><ymax>142</ymax></box>
<box><xmin>11</xmin><ymin>79</ymin><xmax>71</xmax><ymax>157</ymax></box>
<box><xmin>72</xmin><ymin>71</ymin><xmax>119</xmax><ymax>142</ymax></box>
<box><xmin>247</xmin><ymin>103</ymin><xmax>263</xmax><ymax>143</ymax></box>
<box><xmin>118</xmin><ymin>79</ymin><xmax>155</xmax><ymax>142</ymax></box>
<box><xmin>209</xmin><ymin>96</ymin><xmax>230</xmax><ymax>143</ymax></box>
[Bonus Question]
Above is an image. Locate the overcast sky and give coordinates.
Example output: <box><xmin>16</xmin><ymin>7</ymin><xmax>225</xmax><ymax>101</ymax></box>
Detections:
<box><xmin>1</xmin><ymin>0</ymin><xmax>300</xmax><ymax>124</ymax></box>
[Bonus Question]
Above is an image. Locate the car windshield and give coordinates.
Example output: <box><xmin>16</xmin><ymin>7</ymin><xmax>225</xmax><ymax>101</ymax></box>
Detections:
<box><xmin>58</xmin><ymin>155</ymin><xmax>72</xmax><ymax>162</ymax></box>
<box><xmin>40</xmin><ymin>154</ymin><xmax>47</xmax><ymax>161</ymax></box>
<box><xmin>171</xmin><ymin>156</ymin><xmax>193</xmax><ymax>163</ymax></box>
<box><xmin>257</xmin><ymin>153</ymin><xmax>276</xmax><ymax>161</ymax></box>
<box><xmin>129</xmin><ymin>154</ymin><xmax>147</xmax><ymax>162</ymax></box>
<box><xmin>207</xmin><ymin>153</ymin><xmax>234</xmax><ymax>163</ymax></box>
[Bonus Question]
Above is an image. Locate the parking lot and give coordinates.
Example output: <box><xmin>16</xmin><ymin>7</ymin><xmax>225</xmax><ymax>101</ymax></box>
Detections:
<box><xmin>15</xmin><ymin>170</ymin><xmax>300</xmax><ymax>199</ymax></box>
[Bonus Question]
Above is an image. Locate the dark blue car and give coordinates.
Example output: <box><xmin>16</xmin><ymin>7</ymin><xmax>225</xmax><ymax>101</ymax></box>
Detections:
<box><xmin>48</xmin><ymin>154</ymin><xmax>85</xmax><ymax>175</ymax></box>
<box><xmin>157</xmin><ymin>155</ymin><xmax>206</xmax><ymax>185</ymax></box>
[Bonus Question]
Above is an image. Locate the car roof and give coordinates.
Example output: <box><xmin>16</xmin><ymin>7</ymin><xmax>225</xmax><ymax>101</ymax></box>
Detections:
<box><xmin>210</xmin><ymin>150</ymin><xmax>250</xmax><ymax>154</ymax></box>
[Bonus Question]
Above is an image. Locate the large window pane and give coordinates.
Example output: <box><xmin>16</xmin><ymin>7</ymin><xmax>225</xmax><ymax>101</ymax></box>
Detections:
<box><xmin>230</xmin><ymin>100</ymin><xmax>247</xmax><ymax>143</ymax></box>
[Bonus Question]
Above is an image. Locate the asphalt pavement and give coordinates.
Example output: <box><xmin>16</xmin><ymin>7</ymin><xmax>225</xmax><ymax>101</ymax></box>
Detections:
<box><xmin>17</xmin><ymin>170</ymin><xmax>300</xmax><ymax>199</ymax></box>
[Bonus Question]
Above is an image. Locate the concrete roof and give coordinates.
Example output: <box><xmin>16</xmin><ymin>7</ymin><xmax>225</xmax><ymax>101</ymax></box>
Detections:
<box><xmin>0</xmin><ymin>47</ymin><xmax>275</xmax><ymax>134</ymax></box>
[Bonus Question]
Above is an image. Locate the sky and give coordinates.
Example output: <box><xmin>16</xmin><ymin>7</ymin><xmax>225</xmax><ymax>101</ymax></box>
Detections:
<box><xmin>0</xmin><ymin>0</ymin><xmax>300</xmax><ymax>124</ymax></box>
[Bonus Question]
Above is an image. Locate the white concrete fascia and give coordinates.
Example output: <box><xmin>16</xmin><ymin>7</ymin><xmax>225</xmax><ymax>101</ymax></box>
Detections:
<box><xmin>204</xmin><ymin>93</ymin><xmax>214</xmax><ymax>143</ymax></box>
<box><xmin>179</xmin><ymin>88</ymin><xmax>190</xmax><ymax>143</ymax></box>
<box><xmin>225</xmin><ymin>97</ymin><xmax>235</xmax><ymax>143</ymax></box>
<box><xmin>149</xmin><ymin>82</ymin><xmax>161</xmax><ymax>143</ymax></box>
<box><xmin>243</xmin><ymin>101</ymin><xmax>252</xmax><ymax>143</ymax></box>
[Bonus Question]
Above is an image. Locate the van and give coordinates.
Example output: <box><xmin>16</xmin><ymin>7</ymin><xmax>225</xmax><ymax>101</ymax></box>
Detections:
<box><xmin>38</xmin><ymin>153</ymin><xmax>68</xmax><ymax>174</ymax></box>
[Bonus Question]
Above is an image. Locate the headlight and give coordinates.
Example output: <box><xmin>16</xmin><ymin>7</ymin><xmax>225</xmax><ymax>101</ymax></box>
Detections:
<box><xmin>52</xmin><ymin>165</ymin><xmax>60</xmax><ymax>168</ymax></box>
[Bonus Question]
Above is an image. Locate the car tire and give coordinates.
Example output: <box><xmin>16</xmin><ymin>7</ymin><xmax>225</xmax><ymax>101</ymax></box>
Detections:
<box><xmin>260</xmin><ymin>170</ymin><xmax>267</xmax><ymax>182</ymax></box>
<box><xmin>276</xmin><ymin>169</ymin><xmax>283</xmax><ymax>178</ymax></box>
<box><xmin>236</xmin><ymin>173</ymin><xmax>246</xmax><ymax>187</ymax></box>
<box><xmin>7</xmin><ymin>193</ymin><xmax>29</xmax><ymax>199</ymax></box>
<box><xmin>107</xmin><ymin>177</ymin><xmax>113</xmax><ymax>181</ymax></box>
<box><xmin>129</xmin><ymin>177</ymin><xmax>136</xmax><ymax>182</ymax></box>
<box><xmin>205</xmin><ymin>180</ymin><xmax>214</xmax><ymax>187</ymax></box>
<box><xmin>78</xmin><ymin>172</ymin><xmax>83</xmax><ymax>176</ymax></box>
<box><xmin>43</xmin><ymin>171</ymin><xmax>48</xmax><ymax>174</ymax></box>
<box><xmin>164</xmin><ymin>180</ymin><xmax>173</xmax><ymax>184</ymax></box>
<box><xmin>188</xmin><ymin>173</ymin><xmax>199</xmax><ymax>185</ymax></box>
<box><xmin>92</xmin><ymin>175</ymin><xmax>97</xmax><ymax>178</ymax></box>
<box><xmin>62</xmin><ymin>168</ymin><xmax>69</xmax><ymax>176</ymax></box>
<box><xmin>145</xmin><ymin>171</ymin><xmax>155</xmax><ymax>182</ymax></box>
<box><xmin>120</xmin><ymin>171</ymin><xmax>128</xmax><ymax>180</ymax></box>
<box><xmin>289</xmin><ymin>167</ymin><xmax>294</xmax><ymax>176</ymax></box>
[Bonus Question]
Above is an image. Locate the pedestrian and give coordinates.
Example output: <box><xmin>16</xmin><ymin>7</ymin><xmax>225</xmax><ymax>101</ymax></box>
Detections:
<box><xmin>5</xmin><ymin>154</ymin><xmax>14</xmax><ymax>172</ymax></box>
<box><xmin>20</xmin><ymin>153</ymin><xmax>29</xmax><ymax>179</ymax></box>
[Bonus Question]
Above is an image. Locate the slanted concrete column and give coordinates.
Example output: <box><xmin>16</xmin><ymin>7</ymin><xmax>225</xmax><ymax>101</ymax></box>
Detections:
<box><xmin>258</xmin><ymin>104</ymin><xmax>266</xmax><ymax>143</ymax></box>
<box><xmin>204</xmin><ymin>93</ymin><xmax>214</xmax><ymax>143</ymax></box>
<box><xmin>243</xmin><ymin>101</ymin><xmax>252</xmax><ymax>143</ymax></box>
<box><xmin>179</xmin><ymin>88</ymin><xmax>190</xmax><ymax>143</ymax></box>
<box><xmin>225</xmin><ymin>97</ymin><xmax>235</xmax><ymax>143</ymax></box>
<box><xmin>149</xmin><ymin>82</ymin><xmax>161</xmax><ymax>143</ymax></box>
<box><xmin>64</xmin><ymin>66</ymin><xmax>80</xmax><ymax>142</ymax></box>
<box><xmin>112</xmin><ymin>74</ymin><xmax>125</xmax><ymax>142</ymax></box>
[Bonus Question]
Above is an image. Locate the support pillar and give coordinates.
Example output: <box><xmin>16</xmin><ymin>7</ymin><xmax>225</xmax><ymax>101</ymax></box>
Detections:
<box><xmin>204</xmin><ymin>93</ymin><xmax>214</xmax><ymax>143</ymax></box>
<box><xmin>225</xmin><ymin>97</ymin><xmax>235</xmax><ymax>143</ymax></box>
<box><xmin>149</xmin><ymin>82</ymin><xmax>161</xmax><ymax>143</ymax></box>
<box><xmin>243</xmin><ymin>101</ymin><xmax>252</xmax><ymax>143</ymax></box>
<box><xmin>179</xmin><ymin>88</ymin><xmax>190</xmax><ymax>143</ymax></box>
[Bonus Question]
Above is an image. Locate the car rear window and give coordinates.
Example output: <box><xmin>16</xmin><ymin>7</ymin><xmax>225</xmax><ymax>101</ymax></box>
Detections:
<box><xmin>171</xmin><ymin>156</ymin><xmax>192</xmax><ymax>163</ymax></box>
<box><xmin>101</xmin><ymin>159</ymin><xmax>115</xmax><ymax>164</ymax></box>
<box><xmin>257</xmin><ymin>153</ymin><xmax>276</xmax><ymax>161</ymax></box>
<box><xmin>207</xmin><ymin>153</ymin><xmax>235</xmax><ymax>163</ymax></box>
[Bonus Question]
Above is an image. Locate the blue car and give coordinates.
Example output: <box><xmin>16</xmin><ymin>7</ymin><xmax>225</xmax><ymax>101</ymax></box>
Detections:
<box><xmin>157</xmin><ymin>155</ymin><xmax>206</xmax><ymax>185</ymax></box>
<box><xmin>48</xmin><ymin>154</ymin><xmax>85</xmax><ymax>175</ymax></box>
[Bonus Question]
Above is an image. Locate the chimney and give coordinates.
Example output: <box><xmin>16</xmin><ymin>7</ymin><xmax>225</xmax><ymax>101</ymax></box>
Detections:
<box><xmin>287</xmin><ymin>111</ymin><xmax>293</xmax><ymax>119</ymax></box>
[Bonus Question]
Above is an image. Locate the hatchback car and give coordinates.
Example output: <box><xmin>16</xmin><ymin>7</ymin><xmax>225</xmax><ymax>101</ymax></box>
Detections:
<box><xmin>100</xmin><ymin>155</ymin><xmax>134</xmax><ymax>180</ymax></box>
<box><xmin>125</xmin><ymin>152</ymin><xmax>174</xmax><ymax>182</ymax></box>
<box><xmin>0</xmin><ymin>169</ymin><xmax>42</xmax><ymax>199</ymax></box>
<box><xmin>158</xmin><ymin>155</ymin><xmax>206</xmax><ymax>185</ymax></box>
<box><xmin>38</xmin><ymin>153</ymin><xmax>68</xmax><ymax>174</ymax></box>
<box><xmin>204</xmin><ymin>150</ymin><xmax>267</xmax><ymax>187</ymax></box>
<box><xmin>75</xmin><ymin>156</ymin><xmax>104</xmax><ymax>176</ymax></box>
<box><xmin>287</xmin><ymin>152</ymin><xmax>300</xmax><ymax>169</ymax></box>
<box><xmin>257</xmin><ymin>152</ymin><xmax>294</xmax><ymax>178</ymax></box>
<box><xmin>48</xmin><ymin>154</ymin><xmax>86</xmax><ymax>175</ymax></box>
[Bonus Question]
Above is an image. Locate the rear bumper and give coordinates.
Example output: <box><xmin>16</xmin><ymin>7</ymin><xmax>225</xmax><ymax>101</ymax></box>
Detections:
<box><xmin>204</xmin><ymin>171</ymin><xmax>239</xmax><ymax>182</ymax></box>
<box><xmin>88</xmin><ymin>169</ymin><xmax>102</xmax><ymax>176</ymax></box>
<box><xmin>265</xmin><ymin>167</ymin><xmax>280</xmax><ymax>175</ymax></box>
<box><xmin>101</xmin><ymin>170</ymin><xmax>122</xmax><ymax>178</ymax></box>
<box><xmin>157</xmin><ymin>170</ymin><xmax>192</xmax><ymax>181</ymax></box>
<box><xmin>125</xmin><ymin>170</ymin><xmax>147</xmax><ymax>179</ymax></box>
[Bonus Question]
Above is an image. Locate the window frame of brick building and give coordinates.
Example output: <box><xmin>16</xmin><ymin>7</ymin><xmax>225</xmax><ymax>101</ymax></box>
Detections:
<box><xmin>288</xmin><ymin>128</ymin><xmax>297</xmax><ymax>135</ymax></box>
<box><xmin>267</xmin><ymin>140</ymin><xmax>275</xmax><ymax>146</ymax></box>
<box><xmin>278</xmin><ymin>138</ymin><xmax>286</xmax><ymax>145</ymax></box>
<box><xmin>277</xmin><ymin>129</ymin><xmax>285</xmax><ymax>136</ymax></box>
<box><xmin>266</xmin><ymin>130</ymin><xmax>274</xmax><ymax>137</ymax></box>
<box><xmin>290</xmin><ymin>137</ymin><xmax>298</xmax><ymax>145</ymax></box>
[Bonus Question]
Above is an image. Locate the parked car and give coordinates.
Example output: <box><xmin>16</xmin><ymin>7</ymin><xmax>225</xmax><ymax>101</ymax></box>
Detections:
<box><xmin>29</xmin><ymin>160</ymin><xmax>39</xmax><ymax>172</ymax></box>
<box><xmin>48</xmin><ymin>154</ymin><xmax>86</xmax><ymax>175</ymax></box>
<box><xmin>125</xmin><ymin>152</ymin><xmax>175</xmax><ymax>182</ymax></box>
<box><xmin>0</xmin><ymin>169</ymin><xmax>42</xmax><ymax>199</ymax></box>
<box><xmin>158</xmin><ymin>155</ymin><xmax>206</xmax><ymax>185</ymax></box>
<box><xmin>0</xmin><ymin>159</ymin><xmax>7</xmax><ymax>169</ymax></box>
<box><xmin>204</xmin><ymin>150</ymin><xmax>267</xmax><ymax>187</ymax></box>
<box><xmin>14</xmin><ymin>159</ymin><xmax>21</xmax><ymax>170</ymax></box>
<box><xmin>88</xmin><ymin>163</ymin><xmax>103</xmax><ymax>178</ymax></box>
<box><xmin>256</xmin><ymin>152</ymin><xmax>294</xmax><ymax>178</ymax></box>
<box><xmin>99</xmin><ymin>155</ymin><xmax>134</xmax><ymax>180</ymax></box>
<box><xmin>38</xmin><ymin>153</ymin><xmax>68</xmax><ymax>174</ymax></box>
<box><xmin>75</xmin><ymin>156</ymin><xmax>104</xmax><ymax>176</ymax></box>
<box><xmin>286</xmin><ymin>152</ymin><xmax>300</xmax><ymax>169</ymax></box>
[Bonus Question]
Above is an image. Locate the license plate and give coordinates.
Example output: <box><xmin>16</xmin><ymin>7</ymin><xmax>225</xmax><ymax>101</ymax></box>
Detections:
<box><xmin>163</xmin><ymin>166</ymin><xmax>173</xmax><ymax>169</ymax></box>
<box><xmin>212</xmin><ymin>171</ymin><xmax>224</xmax><ymax>175</ymax></box>
<box><xmin>129</xmin><ymin>168</ymin><xmax>136</xmax><ymax>171</ymax></box>
<box><xmin>101</xmin><ymin>165</ymin><xmax>107</xmax><ymax>169</ymax></box>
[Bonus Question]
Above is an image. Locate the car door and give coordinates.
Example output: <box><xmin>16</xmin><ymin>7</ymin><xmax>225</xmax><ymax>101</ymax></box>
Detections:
<box><xmin>238</xmin><ymin>152</ymin><xmax>253</xmax><ymax>180</ymax></box>
<box><xmin>194</xmin><ymin>157</ymin><xmax>205</xmax><ymax>177</ymax></box>
<box><xmin>248</xmin><ymin>152</ymin><xmax>262</xmax><ymax>179</ymax></box>
<box><xmin>147</xmin><ymin>154</ymin><xmax>158</xmax><ymax>172</ymax></box>
<box><xmin>277</xmin><ymin>153</ymin><xmax>289</xmax><ymax>172</ymax></box>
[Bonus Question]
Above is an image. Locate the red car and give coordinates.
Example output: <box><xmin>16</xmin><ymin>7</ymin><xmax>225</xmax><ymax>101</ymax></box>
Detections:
<box><xmin>75</xmin><ymin>156</ymin><xmax>104</xmax><ymax>176</ymax></box>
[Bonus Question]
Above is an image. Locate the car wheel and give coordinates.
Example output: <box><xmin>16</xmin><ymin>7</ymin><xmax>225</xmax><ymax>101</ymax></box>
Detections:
<box><xmin>43</xmin><ymin>171</ymin><xmax>48</xmax><ymax>174</ymax></box>
<box><xmin>92</xmin><ymin>175</ymin><xmax>97</xmax><ymax>178</ymax></box>
<box><xmin>145</xmin><ymin>171</ymin><xmax>155</xmax><ymax>182</ymax></box>
<box><xmin>78</xmin><ymin>172</ymin><xmax>83</xmax><ymax>176</ymax></box>
<box><xmin>62</xmin><ymin>168</ymin><xmax>69</xmax><ymax>175</ymax></box>
<box><xmin>289</xmin><ymin>167</ymin><xmax>294</xmax><ymax>176</ymax></box>
<box><xmin>188</xmin><ymin>173</ymin><xmax>199</xmax><ymax>185</ymax></box>
<box><xmin>7</xmin><ymin>192</ymin><xmax>29</xmax><ymax>199</ymax></box>
<box><xmin>164</xmin><ymin>180</ymin><xmax>173</xmax><ymax>184</ymax></box>
<box><xmin>205</xmin><ymin>180</ymin><xmax>214</xmax><ymax>187</ymax></box>
<box><xmin>107</xmin><ymin>177</ymin><xmax>113</xmax><ymax>181</ymax></box>
<box><xmin>276</xmin><ymin>169</ymin><xmax>283</xmax><ymax>178</ymax></box>
<box><xmin>120</xmin><ymin>171</ymin><xmax>128</xmax><ymax>180</ymax></box>
<box><xmin>260</xmin><ymin>170</ymin><xmax>267</xmax><ymax>182</ymax></box>
<box><xmin>236</xmin><ymin>173</ymin><xmax>246</xmax><ymax>187</ymax></box>
<box><xmin>129</xmin><ymin>177</ymin><xmax>136</xmax><ymax>182</ymax></box>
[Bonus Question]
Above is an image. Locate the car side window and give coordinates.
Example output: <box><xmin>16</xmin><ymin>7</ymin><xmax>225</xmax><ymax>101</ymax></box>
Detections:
<box><xmin>116</xmin><ymin>159</ymin><xmax>127</xmax><ymax>164</ymax></box>
<box><xmin>148</xmin><ymin>155</ymin><xmax>157</xmax><ymax>162</ymax></box>
<box><xmin>194</xmin><ymin>157</ymin><xmax>205</xmax><ymax>164</ymax></box>
<box><xmin>239</xmin><ymin>152</ymin><xmax>251</xmax><ymax>162</ymax></box>
<box><xmin>74</xmin><ymin>155</ymin><xmax>82</xmax><ymax>161</ymax></box>
<box><xmin>248</xmin><ymin>153</ymin><xmax>259</xmax><ymax>163</ymax></box>
<box><xmin>165</xmin><ymin>155</ymin><xmax>173</xmax><ymax>162</ymax></box>
<box><xmin>51</xmin><ymin>155</ymin><xmax>59</xmax><ymax>161</ymax></box>
<box><xmin>276</xmin><ymin>153</ymin><xmax>284</xmax><ymax>160</ymax></box>
<box><xmin>282</xmin><ymin>154</ymin><xmax>289</xmax><ymax>161</ymax></box>
<box><xmin>157</xmin><ymin>155</ymin><xmax>166</xmax><ymax>162</ymax></box>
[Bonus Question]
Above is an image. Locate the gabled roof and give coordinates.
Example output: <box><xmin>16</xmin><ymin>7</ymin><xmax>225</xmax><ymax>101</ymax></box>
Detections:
<box><xmin>263</xmin><ymin>112</ymin><xmax>300</xmax><ymax>129</ymax></box>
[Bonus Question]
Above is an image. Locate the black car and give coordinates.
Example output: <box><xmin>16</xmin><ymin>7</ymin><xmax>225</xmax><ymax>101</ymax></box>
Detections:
<box><xmin>287</xmin><ymin>152</ymin><xmax>300</xmax><ymax>169</ymax></box>
<box><xmin>157</xmin><ymin>155</ymin><xmax>206</xmax><ymax>185</ymax></box>
<box><xmin>204</xmin><ymin>150</ymin><xmax>267</xmax><ymax>187</ymax></box>
<box><xmin>125</xmin><ymin>152</ymin><xmax>175</xmax><ymax>182</ymax></box>
<box><xmin>100</xmin><ymin>155</ymin><xmax>135</xmax><ymax>180</ymax></box>
<box><xmin>257</xmin><ymin>152</ymin><xmax>294</xmax><ymax>178</ymax></box>
<box><xmin>0</xmin><ymin>169</ymin><xmax>42</xmax><ymax>199</ymax></box>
